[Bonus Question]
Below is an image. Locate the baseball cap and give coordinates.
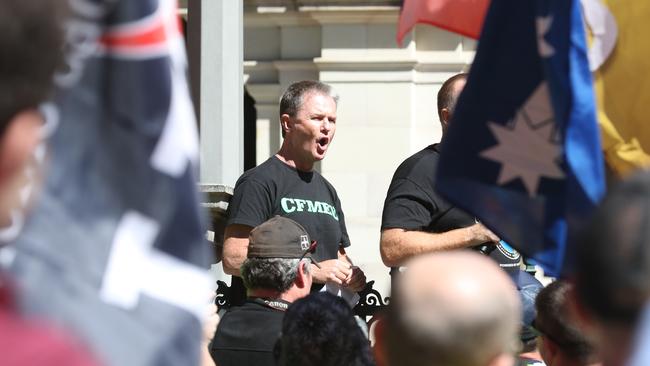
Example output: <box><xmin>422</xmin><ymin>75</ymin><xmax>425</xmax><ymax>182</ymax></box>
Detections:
<box><xmin>248</xmin><ymin>216</ymin><xmax>320</xmax><ymax>268</ymax></box>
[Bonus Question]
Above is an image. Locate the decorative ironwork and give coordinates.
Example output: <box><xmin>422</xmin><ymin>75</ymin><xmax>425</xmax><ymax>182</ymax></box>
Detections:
<box><xmin>353</xmin><ymin>280</ymin><xmax>390</xmax><ymax>322</ymax></box>
<box><xmin>215</xmin><ymin>280</ymin><xmax>232</xmax><ymax>308</ymax></box>
<box><xmin>214</xmin><ymin>279</ymin><xmax>391</xmax><ymax>324</ymax></box>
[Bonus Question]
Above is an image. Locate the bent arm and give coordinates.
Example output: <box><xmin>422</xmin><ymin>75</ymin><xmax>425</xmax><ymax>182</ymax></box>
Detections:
<box><xmin>222</xmin><ymin>224</ymin><xmax>253</xmax><ymax>276</ymax></box>
<box><xmin>380</xmin><ymin>223</ymin><xmax>499</xmax><ymax>267</ymax></box>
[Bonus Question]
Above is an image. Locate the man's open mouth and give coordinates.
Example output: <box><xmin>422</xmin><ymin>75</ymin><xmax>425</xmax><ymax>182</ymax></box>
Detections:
<box><xmin>317</xmin><ymin>137</ymin><xmax>329</xmax><ymax>147</ymax></box>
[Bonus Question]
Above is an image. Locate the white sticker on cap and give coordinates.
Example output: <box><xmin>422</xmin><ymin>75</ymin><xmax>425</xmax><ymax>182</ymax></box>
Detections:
<box><xmin>300</xmin><ymin>235</ymin><xmax>309</xmax><ymax>250</ymax></box>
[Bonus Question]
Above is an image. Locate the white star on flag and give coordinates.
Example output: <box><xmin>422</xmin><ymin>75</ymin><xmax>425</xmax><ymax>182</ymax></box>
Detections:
<box><xmin>537</xmin><ymin>16</ymin><xmax>555</xmax><ymax>58</ymax></box>
<box><xmin>480</xmin><ymin>82</ymin><xmax>565</xmax><ymax>197</ymax></box>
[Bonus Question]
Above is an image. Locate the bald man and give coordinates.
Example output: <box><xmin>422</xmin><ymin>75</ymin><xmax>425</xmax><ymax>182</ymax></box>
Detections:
<box><xmin>375</xmin><ymin>252</ymin><xmax>521</xmax><ymax>366</ymax></box>
<box><xmin>380</xmin><ymin>73</ymin><xmax>522</xmax><ymax>279</ymax></box>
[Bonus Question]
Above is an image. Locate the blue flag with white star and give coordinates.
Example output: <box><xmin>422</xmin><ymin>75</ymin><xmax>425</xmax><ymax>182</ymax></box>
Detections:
<box><xmin>436</xmin><ymin>0</ymin><xmax>605</xmax><ymax>277</ymax></box>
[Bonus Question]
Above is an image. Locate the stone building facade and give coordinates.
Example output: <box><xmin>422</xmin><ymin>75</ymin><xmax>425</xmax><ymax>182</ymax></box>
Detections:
<box><xmin>185</xmin><ymin>0</ymin><xmax>477</xmax><ymax>293</ymax></box>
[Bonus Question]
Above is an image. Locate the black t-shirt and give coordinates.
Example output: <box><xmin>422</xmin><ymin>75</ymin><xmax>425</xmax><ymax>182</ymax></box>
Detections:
<box><xmin>381</xmin><ymin>144</ymin><xmax>521</xmax><ymax>274</ymax></box>
<box><xmin>209</xmin><ymin>300</ymin><xmax>285</xmax><ymax>366</ymax></box>
<box><xmin>228</xmin><ymin>155</ymin><xmax>350</xmax><ymax>260</ymax></box>
<box><xmin>226</xmin><ymin>156</ymin><xmax>351</xmax><ymax>303</ymax></box>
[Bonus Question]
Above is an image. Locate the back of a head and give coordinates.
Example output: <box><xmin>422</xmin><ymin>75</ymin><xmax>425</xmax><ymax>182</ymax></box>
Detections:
<box><xmin>535</xmin><ymin>280</ymin><xmax>599</xmax><ymax>364</ymax></box>
<box><xmin>241</xmin><ymin>257</ymin><xmax>307</xmax><ymax>292</ymax></box>
<box><xmin>576</xmin><ymin>171</ymin><xmax>650</xmax><ymax>326</ymax></box>
<box><xmin>275</xmin><ymin>292</ymin><xmax>374</xmax><ymax>366</ymax></box>
<box><xmin>437</xmin><ymin>73</ymin><xmax>468</xmax><ymax>122</ymax></box>
<box><xmin>242</xmin><ymin>215</ymin><xmax>315</xmax><ymax>293</ymax></box>
<box><xmin>0</xmin><ymin>0</ymin><xmax>66</xmax><ymax>127</ymax></box>
<box><xmin>386</xmin><ymin>252</ymin><xmax>520</xmax><ymax>366</ymax></box>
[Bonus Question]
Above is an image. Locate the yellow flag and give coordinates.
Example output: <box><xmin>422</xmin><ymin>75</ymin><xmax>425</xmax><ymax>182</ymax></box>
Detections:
<box><xmin>588</xmin><ymin>1</ymin><xmax>650</xmax><ymax>176</ymax></box>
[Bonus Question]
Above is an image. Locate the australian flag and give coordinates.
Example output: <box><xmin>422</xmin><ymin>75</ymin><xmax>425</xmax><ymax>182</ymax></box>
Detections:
<box><xmin>436</xmin><ymin>0</ymin><xmax>605</xmax><ymax>277</ymax></box>
<box><xmin>7</xmin><ymin>0</ymin><xmax>213</xmax><ymax>365</ymax></box>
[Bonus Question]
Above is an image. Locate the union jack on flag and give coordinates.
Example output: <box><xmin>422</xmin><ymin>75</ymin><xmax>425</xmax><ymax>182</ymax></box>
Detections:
<box><xmin>8</xmin><ymin>0</ymin><xmax>213</xmax><ymax>365</ymax></box>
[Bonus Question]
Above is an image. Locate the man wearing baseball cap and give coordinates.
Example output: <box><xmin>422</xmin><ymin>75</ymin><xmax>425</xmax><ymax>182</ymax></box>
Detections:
<box><xmin>209</xmin><ymin>216</ymin><xmax>317</xmax><ymax>366</ymax></box>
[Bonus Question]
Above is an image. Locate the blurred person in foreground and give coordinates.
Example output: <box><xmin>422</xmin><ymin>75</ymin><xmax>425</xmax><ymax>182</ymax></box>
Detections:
<box><xmin>531</xmin><ymin>280</ymin><xmax>600</xmax><ymax>366</ymax></box>
<box><xmin>574</xmin><ymin>170</ymin><xmax>650</xmax><ymax>366</ymax></box>
<box><xmin>0</xmin><ymin>1</ymin><xmax>98</xmax><ymax>365</ymax></box>
<box><xmin>274</xmin><ymin>291</ymin><xmax>375</xmax><ymax>366</ymax></box>
<box><xmin>374</xmin><ymin>251</ymin><xmax>521</xmax><ymax>366</ymax></box>
<box><xmin>209</xmin><ymin>216</ymin><xmax>316</xmax><ymax>366</ymax></box>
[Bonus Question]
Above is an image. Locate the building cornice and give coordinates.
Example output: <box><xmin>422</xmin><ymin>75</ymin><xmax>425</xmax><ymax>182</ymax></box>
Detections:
<box><xmin>244</xmin><ymin>6</ymin><xmax>399</xmax><ymax>27</ymax></box>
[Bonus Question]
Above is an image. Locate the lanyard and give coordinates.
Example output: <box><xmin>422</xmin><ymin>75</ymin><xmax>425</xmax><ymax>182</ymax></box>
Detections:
<box><xmin>250</xmin><ymin>297</ymin><xmax>291</xmax><ymax>312</ymax></box>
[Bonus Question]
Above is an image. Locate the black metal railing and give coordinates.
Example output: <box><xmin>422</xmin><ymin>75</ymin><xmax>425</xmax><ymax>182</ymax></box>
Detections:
<box><xmin>215</xmin><ymin>279</ymin><xmax>390</xmax><ymax>323</ymax></box>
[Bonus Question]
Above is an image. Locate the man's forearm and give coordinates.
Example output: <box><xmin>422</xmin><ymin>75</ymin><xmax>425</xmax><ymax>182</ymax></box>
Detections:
<box><xmin>222</xmin><ymin>248</ymin><xmax>246</xmax><ymax>276</ymax></box>
<box><xmin>222</xmin><ymin>225</ymin><xmax>253</xmax><ymax>276</ymax></box>
<box><xmin>380</xmin><ymin>226</ymin><xmax>488</xmax><ymax>267</ymax></box>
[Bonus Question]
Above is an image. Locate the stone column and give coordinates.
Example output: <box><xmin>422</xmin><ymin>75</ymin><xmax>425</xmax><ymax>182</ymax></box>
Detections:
<box><xmin>187</xmin><ymin>0</ymin><xmax>244</xmax><ymax>187</ymax></box>
<box><xmin>187</xmin><ymin>0</ymin><xmax>243</xmax><ymax>286</ymax></box>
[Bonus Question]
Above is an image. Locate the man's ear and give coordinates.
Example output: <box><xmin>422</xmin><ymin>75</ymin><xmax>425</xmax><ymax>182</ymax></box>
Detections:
<box><xmin>541</xmin><ymin>335</ymin><xmax>559</xmax><ymax>361</ymax></box>
<box><xmin>440</xmin><ymin>108</ymin><xmax>450</xmax><ymax>130</ymax></box>
<box><xmin>280</xmin><ymin>114</ymin><xmax>292</xmax><ymax>136</ymax></box>
<box><xmin>295</xmin><ymin>261</ymin><xmax>309</xmax><ymax>288</ymax></box>
<box><xmin>0</xmin><ymin>110</ymin><xmax>41</xmax><ymax>185</ymax></box>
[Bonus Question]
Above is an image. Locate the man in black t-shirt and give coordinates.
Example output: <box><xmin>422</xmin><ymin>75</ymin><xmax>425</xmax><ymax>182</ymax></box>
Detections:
<box><xmin>223</xmin><ymin>80</ymin><xmax>366</xmax><ymax>305</ymax></box>
<box><xmin>210</xmin><ymin>216</ymin><xmax>317</xmax><ymax>366</ymax></box>
<box><xmin>380</xmin><ymin>73</ymin><xmax>522</xmax><ymax>278</ymax></box>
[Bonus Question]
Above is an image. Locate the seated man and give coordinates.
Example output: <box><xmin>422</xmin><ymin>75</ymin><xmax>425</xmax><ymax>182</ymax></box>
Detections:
<box><xmin>374</xmin><ymin>251</ymin><xmax>521</xmax><ymax>366</ymax></box>
<box><xmin>274</xmin><ymin>292</ymin><xmax>374</xmax><ymax>366</ymax></box>
<box><xmin>534</xmin><ymin>280</ymin><xmax>600</xmax><ymax>366</ymax></box>
<box><xmin>209</xmin><ymin>216</ymin><xmax>315</xmax><ymax>366</ymax></box>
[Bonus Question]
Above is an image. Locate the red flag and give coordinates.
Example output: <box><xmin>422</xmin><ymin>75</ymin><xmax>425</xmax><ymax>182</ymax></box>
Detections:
<box><xmin>397</xmin><ymin>0</ymin><xmax>490</xmax><ymax>45</ymax></box>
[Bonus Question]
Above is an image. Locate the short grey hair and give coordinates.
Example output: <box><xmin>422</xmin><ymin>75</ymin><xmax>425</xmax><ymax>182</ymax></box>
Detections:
<box><xmin>241</xmin><ymin>258</ymin><xmax>311</xmax><ymax>293</ymax></box>
<box><xmin>279</xmin><ymin>80</ymin><xmax>339</xmax><ymax>118</ymax></box>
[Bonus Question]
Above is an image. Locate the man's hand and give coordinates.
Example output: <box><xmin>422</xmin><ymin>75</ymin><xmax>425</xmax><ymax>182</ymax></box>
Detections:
<box><xmin>343</xmin><ymin>266</ymin><xmax>367</xmax><ymax>292</ymax></box>
<box><xmin>311</xmin><ymin>259</ymin><xmax>352</xmax><ymax>285</ymax></box>
<box><xmin>468</xmin><ymin>222</ymin><xmax>500</xmax><ymax>244</ymax></box>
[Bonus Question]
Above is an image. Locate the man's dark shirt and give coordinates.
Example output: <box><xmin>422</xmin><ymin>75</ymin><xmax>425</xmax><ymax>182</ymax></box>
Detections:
<box><xmin>209</xmin><ymin>299</ymin><xmax>285</xmax><ymax>366</ymax></box>
<box><xmin>382</xmin><ymin>144</ymin><xmax>474</xmax><ymax>233</ymax></box>
<box><xmin>226</xmin><ymin>156</ymin><xmax>351</xmax><ymax>304</ymax></box>
<box><xmin>381</xmin><ymin>144</ymin><xmax>521</xmax><ymax>275</ymax></box>
<box><xmin>228</xmin><ymin>156</ymin><xmax>350</xmax><ymax>259</ymax></box>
